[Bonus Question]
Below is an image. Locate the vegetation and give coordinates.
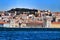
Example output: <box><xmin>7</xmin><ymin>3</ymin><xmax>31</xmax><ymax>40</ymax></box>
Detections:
<box><xmin>7</xmin><ymin>8</ymin><xmax>38</xmax><ymax>15</ymax></box>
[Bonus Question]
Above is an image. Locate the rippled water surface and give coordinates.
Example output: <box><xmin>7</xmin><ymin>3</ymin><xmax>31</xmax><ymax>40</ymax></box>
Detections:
<box><xmin>0</xmin><ymin>31</ymin><xmax>60</xmax><ymax>40</ymax></box>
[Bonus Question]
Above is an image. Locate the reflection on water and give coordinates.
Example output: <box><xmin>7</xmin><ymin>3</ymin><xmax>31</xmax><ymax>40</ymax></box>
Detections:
<box><xmin>0</xmin><ymin>31</ymin><xmax>60</xmax><ymax>40</ymax></box>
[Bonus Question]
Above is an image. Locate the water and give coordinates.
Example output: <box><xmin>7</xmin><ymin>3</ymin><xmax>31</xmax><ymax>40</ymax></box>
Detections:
<box><xmin>0</xmin><ymin>25</ymin><xmax>60</xmax><ymax>40</ymax></box>
<box><xmin>0</xmin><ymin>30</ymin><xmax>60</xmax><ymax>40</ymax></box>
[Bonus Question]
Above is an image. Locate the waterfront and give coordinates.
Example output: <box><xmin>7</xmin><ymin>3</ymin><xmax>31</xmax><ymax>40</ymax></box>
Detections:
<box><xmin>0</xmin><ymin>9</ymin><xmax>52</xmax><ymax>28</ymax></box>
<box><xmin>0</xmin><ymin>8</ymin><xmax>60</xmax><ymax>28</ymax></box>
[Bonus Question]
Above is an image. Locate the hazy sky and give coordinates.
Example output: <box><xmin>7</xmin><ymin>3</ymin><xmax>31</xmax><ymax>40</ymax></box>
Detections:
<box><xmin>0</xmin><ymin>0</ymin><xmax>60</xmax><ymax>12</ymax></box>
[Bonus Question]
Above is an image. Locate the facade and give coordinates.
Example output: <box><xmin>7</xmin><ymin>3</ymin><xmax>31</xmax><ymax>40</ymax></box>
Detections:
<box><xmin>50</xmin><ymin>12</ymin><xmax>60</xmax><ymax>28</ymax></box>
<box><xmin>0</xmin><ymin>9</ymin><xmax>60</xmax><ymax>28</ymax></box>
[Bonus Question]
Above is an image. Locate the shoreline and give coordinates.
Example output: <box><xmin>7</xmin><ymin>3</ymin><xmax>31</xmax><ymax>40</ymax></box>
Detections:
<box><xmin>0</xmin><ymin>27</ymin><xmax>60</xmax><ymax>31</ymax></box>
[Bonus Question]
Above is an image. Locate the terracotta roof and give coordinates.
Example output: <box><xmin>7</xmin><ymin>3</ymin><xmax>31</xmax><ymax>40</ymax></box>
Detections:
<box><xmin>0</xmin><ymin>22</ymin><xmax>7</xmax><ymax>24</ymax></box>
<box><xmin>51</xmin><ymin>22</ymin><xmax>60</xmax><ymax>24</ymax></box>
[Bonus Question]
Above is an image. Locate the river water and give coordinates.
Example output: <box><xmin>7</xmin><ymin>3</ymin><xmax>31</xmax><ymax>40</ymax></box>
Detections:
<box><xmin>0</xmin><ymin>31</ymin><xmax>60</xmax><ymax>40</ymax></box>
<box><xmin>0</xmin><ymin>25</ymin><xmax>60</xmax><ymax>40</ymax></box>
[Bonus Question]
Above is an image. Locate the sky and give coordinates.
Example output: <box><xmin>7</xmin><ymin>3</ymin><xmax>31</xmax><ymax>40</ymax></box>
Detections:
<box><xmin>0</xmin><ymin>0</ymin><xmax>60</xmax><ymax>12</ymax></box>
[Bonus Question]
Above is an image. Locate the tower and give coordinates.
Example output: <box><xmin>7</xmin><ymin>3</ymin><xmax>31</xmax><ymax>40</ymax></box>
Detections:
<box><xmin>15</xmin><ymin>11</ymin><xmax>17</xmax><ymax>16</ymax></box>
<box><xmin>38</xmin><ymin>10</ymin><xmax>41</xmax><ymax>17</ymax></box>
<box><xmin>1</xmin><ymin>11</ymin><xmax>5</xmax><ymax>16</ymax></box>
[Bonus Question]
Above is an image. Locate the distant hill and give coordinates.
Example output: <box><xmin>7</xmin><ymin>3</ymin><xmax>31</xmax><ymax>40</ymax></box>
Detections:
<box><xmin>7</xmin><ymin>8</ymin><xmax>38</xmax><ymax>15</ymax></box>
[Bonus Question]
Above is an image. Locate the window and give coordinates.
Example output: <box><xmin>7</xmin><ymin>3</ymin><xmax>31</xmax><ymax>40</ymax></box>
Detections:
<box><xmin>58</xmin><ymin>19</ymin><xmax>60</xmax><ymax>22</ymax></box>
<box><xmin>49</xmin><ymin>14</ymin><xmax>52</xmax><ymax>16</ymax></box>
<box><xmin>0</xmin><ymin>15</ymin><xmax>1</xmax><ymax>17</ymax></box>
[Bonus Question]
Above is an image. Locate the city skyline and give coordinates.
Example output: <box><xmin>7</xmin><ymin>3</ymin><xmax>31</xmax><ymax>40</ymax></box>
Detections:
<box><xmin>0</xmin><ymin>0</ymin><xmax>60</xmax><ymax>12</ymax></box>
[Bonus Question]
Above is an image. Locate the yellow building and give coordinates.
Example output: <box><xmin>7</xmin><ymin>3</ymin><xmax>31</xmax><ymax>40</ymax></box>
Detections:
<box><xmin>51</xmin><ymin>22</ymin><xmax>60</xmax><ymax>28</ymax></box>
